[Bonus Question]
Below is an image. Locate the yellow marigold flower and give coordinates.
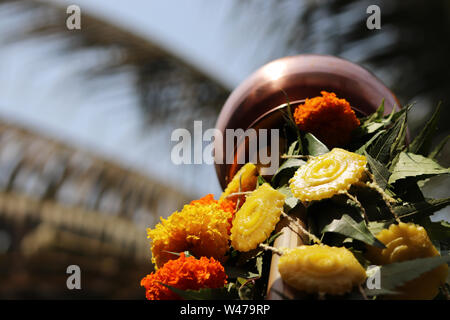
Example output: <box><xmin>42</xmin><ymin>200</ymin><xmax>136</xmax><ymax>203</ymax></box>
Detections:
<box><xmin>220</xmin><ymin>162</ymin><xmax>258</xmax><ymax>209</ymax></box>
<box><xmin>289</xmin><ymin>148</ymin><xmax>367</xmax><ymax>202</ymax></box>
<box><xmin>230</xmin><ymin>183</ymin><xmax>285</xmax><ymax>252</ymax></box>
<box><xmin>278</xmin><ymin>245</ymin><xmax>366</xmax><ymax>295</ymax></box>
<box><xmin>366</xmin><ymin>222</ymin><xmax>448</xmax><ymax>300</ymax></box>
<box><xmin>148</xmin><ymin>200</ymin><xmax>232</xmax><ymax>268</ymax></box>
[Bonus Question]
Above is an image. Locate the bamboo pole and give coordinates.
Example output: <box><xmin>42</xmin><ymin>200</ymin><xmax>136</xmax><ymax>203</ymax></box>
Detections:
<box><xmin>266</xmin><ymin>205</ymin><xmax>308</xmax><ymax>300</ymax></box>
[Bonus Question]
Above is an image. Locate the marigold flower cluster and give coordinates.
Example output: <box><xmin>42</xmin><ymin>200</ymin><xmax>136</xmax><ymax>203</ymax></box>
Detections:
<box><xmin>294</xmin><ymin>91</ymin><xmax>360</xmax><ymax>147</ymax></box>
<box><xmin>366</xmin><ymin>222</ymin><xmax>448</xmax><ymax>300</ymax></box>
<box><xmin>141</xmin><ymin>253</ymin><xmax>227</xmax><ymax>300</ymax></box>
<box><xmin>148</xmin><ymin>195</ymin><xmax>233</xmax><ymax>268</ymax></box>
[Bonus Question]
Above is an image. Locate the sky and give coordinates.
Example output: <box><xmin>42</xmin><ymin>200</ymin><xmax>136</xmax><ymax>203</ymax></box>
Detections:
<box><xmin>0</xmin><ymin>0</ymin><xmax>447</xmax><ymax>220</ymax></box>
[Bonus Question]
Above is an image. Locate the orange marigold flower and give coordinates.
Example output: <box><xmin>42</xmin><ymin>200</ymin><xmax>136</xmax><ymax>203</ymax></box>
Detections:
<box><xmin>294</xmin><ymin>91</ymin><xmax>360</xmax><ymax>147</ymax></box>
<box><xmin>141</xmin><ymin>253</ymin><xmax>227</xmax><ymax>300</ymax></box>
<box><xmin>219</xmin><ymin>200</ymin><xmax>238</xmax><ymax>233</ymax></box>
<box><xmin>191</xmin><ymin>194</ymin><xmax>235</xmax><ymax>214</ymax></box>
<box><xmin>148</xmin><ymin>196</ymin><xmax>233</xmax><ymax>268</ymax></box>
<box><xmin>190</xmin><ymin>194</ymin><xmax>215</xmax><ymax>206</ymax></box>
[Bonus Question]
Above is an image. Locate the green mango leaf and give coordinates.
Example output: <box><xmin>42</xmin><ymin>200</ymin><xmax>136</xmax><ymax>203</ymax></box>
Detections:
<box><xmin>370</xmin><ymin>99</ymin><xmax>386</xmax><ymax>122</ymax></box>
<box><xmin>280</xmin><ymin>92</ymin><xmax>301</xmax><ymax>142</ymax></box>
<box><xmin>361</xmin><ymin>100</ymin><xmax>385</xmax><ymax>125</ymax></box>
<box><xmin>267</xmin><ymin>231</ymin><xmax>283</xmax><ymax>245</ymax></box>
<box><xmin>421</xmin><ymin>218</ymin><xmax>450</xmax><ymax>241</ymax></box>
<box><xmin>225</xmin><ymin>265</ymin><xmax>261</xmax><ymax>279</ymax></box>
<box><xmin>277</xmin><ymin>185</ymin><xmax>299</xmax><ymax>212</ymax></box>
<box><xmin>389</xmin><ymin>104</ymin><xmax>411</xmax><ymax>123</ymax></box>
<box><xmin>360</xmin><ymin>104</ymin><xmax>402</xmax><ymax>132</ymax></box>
<box><xmin>350</xmin><ymin>249</ymin><xmax>373</xmax><ymax>269</ymax></box>
<box><xmin>322</xmin><ymin>214</ymin><xmax>386</xmax><ymax>248</ymax></box>
<box><xmin>162</xmin><ymin>283</ymin><xmax>239</xmax><ymax>300</ymax></box>
<box><xmin>367</xmin><ymin>220</ymin><xmax>394</xmax><ymax>235</ymax></box>
<box><xmin>284</xmin><ymin>197</ymin><xmax>299</xmax><ymax>212</ymax></box>
<box><xmin>225</xmin><ymin>266</ymin><xmax>254</xmax><ymax>279</ymax></box>
<box><xmin>368</xmin><ymin>110</ymin><xmax>407</xmax><ymax>164</ymax></box>
<box><xmin>355</xmin><ymin>130</ymin><xmax>385</xmax><ymax>155</ymax></box>
<box><xmin>276</xmin><ymin>158</ymin><xmax>305</xmax><ymax>174</ymax></box>
<box><xmin>389</xmin><ymin>152</ymin><xmax>450</xmax><ymax>184</ymax></box>
<box><xmin>409</xmin><ymin>103</ymin><xmax>441</xmax><ymax>156</ymax></box>
<box><xmin>389</xmin><ymin>111</ymin><xmax>408</xmax><ymax>160</ymax></box>
<box><xmin>429</xmin><ymin>134</ymin><xmax>450</xmax><ymax>160</ymax></box>
<box><xmin>302</xmin><ymin>133</ymin><xmax>329</xmax><ymax>156</ymax></box>
<box><xmin>287</xmin><ymin>139</ymin><xmax>302</xmax><ymax>156</ymax></box>
<box><xmin>256</xmin><ymin>175</ymin><xmax>266</xmax><ymax>188</ymax></box>
<box><xmin>394</xmin><ymin>197</ymin><xmax>450</xmax><ymax>221</ymax></box>
<box><xmin>365</xmin><ymin>288</ymin><xmax>399</xmax><ymax>296</ymax></box>
<box><xmin>163</xmin><ymin>250</ymin><xmax>194</xmax><ymax>258</ymax></box>
<box><xmin>356</xmin><ymin>101</ymin><xmax>392</xmax><ymax>137</ymax></box>
<box><xmin>364</xmin><ymin>151</ymin><xmax>391</xmax><ymax>190</ymax></box>
<box><xmin>360</xmin><ymin>122</ymin><xmax>385</xmax><ymax>136</ymax></box>
<box><xmin>271</xmin><ymin>158</ymin><xmax>305</xmax><ymax>188</ymax></box>
<box><xmin>376</xmin><ymin>255</ymin><xmax>450</xmax><ymax>292</ymax></box>
<box><xmin>237</xmin><ymin>279</ymin><xmax>254</xmax><ymax>300</ymax></box>
<box><xmin>392</xmin><ymin>178</ymin><xmax>425</xmax><ymax>202</ymax></box>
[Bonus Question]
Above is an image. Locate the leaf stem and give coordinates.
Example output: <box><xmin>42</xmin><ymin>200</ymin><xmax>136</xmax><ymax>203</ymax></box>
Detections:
<box><xmin>358</xmin><ymin>284</ymin><xmax>369</xmax><ymax>300</ymax></box>
<box><xmin>259</xmin><ymin>243</ymin><xmax>284</xmax><ymax>256</ymax></box>
<box><xmin>281</xmin><ymin>154</ymin><xmax>313</xmax><ymax>160</ymax></box>
<box><xmin>344</xmin><ymin>191</ymin><xmax>370</xmax><ymax>224</ymax></box>
<box><xmin>225</xmin><ymin>191</ymin><xmax>253</xmax><ymax>199</ymax></box>
<box><xmin>281</xmin><ymin>211</ymin><xmax>321</xmax><ymax>244</ymax></box>
<box><xmin>234</xmin><ymin>173</ymin><xmax>243</xmax><ymax>210</ymax></box>
<box><xmin>363</xmin><ymin>171</ymin><xmax>397</xmax><ymax>203</ymax></box>
<box><xmin>363</xmin><ymin>179</ymin><xmax>401</xmax><ymax>223</ymax></box>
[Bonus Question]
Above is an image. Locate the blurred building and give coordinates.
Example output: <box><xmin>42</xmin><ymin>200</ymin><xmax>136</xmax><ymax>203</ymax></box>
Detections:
<box><xmin>0</xmin><ymin>119</ymin><xmax>191</xmax><ymax>298</ymax></box>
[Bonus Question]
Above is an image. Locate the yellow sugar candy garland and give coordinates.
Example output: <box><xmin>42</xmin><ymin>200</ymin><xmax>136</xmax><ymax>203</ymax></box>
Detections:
<box><xmin>220</xmin><ymin>162</ymin><xmax>258</xmax><ymax>203</ymax></box>
<box><xmin>278</xmin><ymin>244</ymin><xmax>367</xmax><ymax>295</ymax></box>
<box><xmin>366</xmin><ymin>222</ymin><xmax>448</xmax><ymax>300</ymax></box>
<box><xmin>289</xmin><ymin>148</ymin><xmax>367</xmax><ymax>202</ymax></box>
<box><xmin>230</xmin><ymin>183</ymin><xmax>285</xmax><ymax>252</ymax></box>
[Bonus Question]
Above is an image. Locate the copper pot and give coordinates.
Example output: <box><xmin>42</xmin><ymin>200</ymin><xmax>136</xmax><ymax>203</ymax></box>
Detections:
<box><xmin>214</xmin><ymin>54</ymin><xmax>400</xmax><ymax>189</ymax></box>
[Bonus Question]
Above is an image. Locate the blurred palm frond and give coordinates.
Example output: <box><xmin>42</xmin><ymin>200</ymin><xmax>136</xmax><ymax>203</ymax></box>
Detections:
<box><xmin>0</xmin><ymin>0</ymin><xmax>229</xmax><ymax>125</ymax></box>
